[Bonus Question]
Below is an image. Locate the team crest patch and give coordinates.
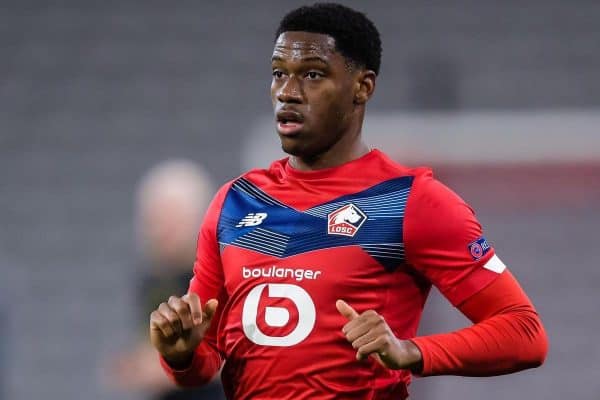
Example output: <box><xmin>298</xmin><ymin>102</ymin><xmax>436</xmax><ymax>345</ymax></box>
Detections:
<box><xmin>327</xmin><ymin>203</ymin><xmax>367</xmax><ymax>237</ymax></box>
<box><xmin>468</xmin><ymin>237</ymin><xmax>491</xmax><ymax>260</ymax></box>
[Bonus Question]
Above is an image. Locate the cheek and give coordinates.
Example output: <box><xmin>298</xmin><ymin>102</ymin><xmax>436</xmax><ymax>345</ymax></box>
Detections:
<box><xmin>270</xmin><ymin>82</ymin><xmax>278</xmax><ymax>105</ymax></box>
<box><xmin>312</xmin><ymin>90</ymin><xmax>351</xmax><ymax>126</ymax></box>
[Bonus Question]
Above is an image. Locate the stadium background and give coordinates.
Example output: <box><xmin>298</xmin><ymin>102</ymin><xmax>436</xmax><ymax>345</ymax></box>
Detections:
<box><xmin>0</xmin><ymin>0</ymin><xmax>599</xmax><ymax>399</ymax></box>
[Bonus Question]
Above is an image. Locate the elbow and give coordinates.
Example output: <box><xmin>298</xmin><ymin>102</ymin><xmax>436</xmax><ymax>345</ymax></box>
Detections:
<box><xmin>520</xmin><ymin>319</ymin><xmax>549</xmax><ymax>370</ymax></box>
<box><xmin>531</xmin><ymin>325</ymin><xmax>549</xmax><ymax>368</ymax></box>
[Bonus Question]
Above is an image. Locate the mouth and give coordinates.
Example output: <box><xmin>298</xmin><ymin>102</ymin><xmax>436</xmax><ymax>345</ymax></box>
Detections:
<box><xmin>276</xmin><ymin>110</ymin><xmax>305</xmax><ymax>136</ymax></box>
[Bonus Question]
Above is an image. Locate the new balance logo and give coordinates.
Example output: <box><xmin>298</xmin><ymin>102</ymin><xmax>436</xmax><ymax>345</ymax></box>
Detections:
<box><xmin>236</xmin><ymin>212</ymin><xmax>268</xmax><ymax>227</ymax></box>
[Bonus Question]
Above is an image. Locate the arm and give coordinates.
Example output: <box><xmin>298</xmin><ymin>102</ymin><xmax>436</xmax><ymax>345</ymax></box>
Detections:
<box><xmin>338</xmin><ymin>172</ymin><xmax>547</xmax><ymax>375</ymax></box>
<box><xmin>337</xmin><ymin>268</ymin><xmax>547</xmax><ymax>376</ymax></box>
<box><xmin>411</xmin><ymin>269</ymin><xmax>548</xmax><ymax>376</ymax></box>
<box><xmin>404</xmin><ymin>173</ymin><xmax>547</xmax><ymax>376</ymax></box>
<box><xmin>156</xmin><ymin>183</ymin><xmax>232</xmax><ymax>386</ymax></box>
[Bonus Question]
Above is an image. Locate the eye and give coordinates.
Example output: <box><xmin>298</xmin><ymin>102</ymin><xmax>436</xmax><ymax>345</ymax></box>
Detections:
<box><xmin>272</xmin><ymin>70</ymin><xmax>284</xmax><ymax>79</ymax></box>
<box><xmin>306</xmin><ymin>71</ymin><xmax>323</xmax><ymax>80</ymax></box>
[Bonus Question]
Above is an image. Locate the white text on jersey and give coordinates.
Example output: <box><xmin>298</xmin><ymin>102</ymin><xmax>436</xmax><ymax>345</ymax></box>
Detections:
<box><xmin>242</xmin><ymin>266</ymin><xmax>322</xmax><ymax>281</ymax></box>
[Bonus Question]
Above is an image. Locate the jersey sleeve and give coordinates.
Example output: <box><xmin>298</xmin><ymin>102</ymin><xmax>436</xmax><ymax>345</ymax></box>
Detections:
<box><xmin>160</xmin><ymin>182</ymin><xmax>232</xmax><ymax>386</ymax></box>
<box><xmin>403</xmin><ymin>171</ymin><xmax>506</xmax><ymax>306</ymax></box>
<box><xmin>410</xmin><ymin>270</ymin><xmax>548</xmax><ymax>376</ymax></box>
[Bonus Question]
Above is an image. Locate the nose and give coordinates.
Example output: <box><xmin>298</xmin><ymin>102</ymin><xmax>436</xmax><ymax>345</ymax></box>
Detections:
<box><xmin>277</xmin><ymin>76</ymin><xmax>303</xmax><ymax>104</ymax></box>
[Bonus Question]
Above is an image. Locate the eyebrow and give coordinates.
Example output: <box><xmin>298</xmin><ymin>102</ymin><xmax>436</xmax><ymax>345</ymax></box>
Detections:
<box><xmin>271</xmin><ymin>55</ymin><xmax>329</xmax><ymax>65</ymax></box>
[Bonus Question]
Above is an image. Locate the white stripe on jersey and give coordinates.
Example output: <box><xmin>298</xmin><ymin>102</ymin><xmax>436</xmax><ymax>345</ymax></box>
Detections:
<box><xmin>483</xmin><ymin>254</ymin><xmax>507</xmax><ymax>273</ymax></box>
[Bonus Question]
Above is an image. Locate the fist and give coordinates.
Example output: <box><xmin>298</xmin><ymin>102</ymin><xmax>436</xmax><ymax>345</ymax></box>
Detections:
<box><xmin>149</xmin><ymin>292</ymin><xmax>218</xmax><ymax>367</ymax></box>
<box><xmin>336</xmin><ymin>299</ymin><xmax>422</xmax><ymax>371</ymax></box>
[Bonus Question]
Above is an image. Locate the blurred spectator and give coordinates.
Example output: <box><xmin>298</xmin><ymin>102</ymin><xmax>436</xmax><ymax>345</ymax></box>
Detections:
<box><xmin>107</xmin><ymin>159</ymin><xmax>225</xmax><ymax>400</ymax></box>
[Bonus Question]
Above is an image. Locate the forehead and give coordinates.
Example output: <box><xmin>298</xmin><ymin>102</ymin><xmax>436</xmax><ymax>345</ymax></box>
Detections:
<box><xmin>272</xmin><ymin>31</ymin><xmax>338</xmax><ymax>61</ymax></box>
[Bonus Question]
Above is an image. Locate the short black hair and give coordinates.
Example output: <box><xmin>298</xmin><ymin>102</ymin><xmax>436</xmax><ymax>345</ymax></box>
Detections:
<box><xmin>275</xmin><ymin>3</ymin><xmax>382</xmax><ymax>75</ymax></box>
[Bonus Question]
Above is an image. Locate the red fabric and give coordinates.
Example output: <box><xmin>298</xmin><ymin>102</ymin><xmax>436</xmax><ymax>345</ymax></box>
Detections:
<box><xmin>404</xmin><ymin>171</ymin><xmax>502</xmax><ymax>306</ymax></box>
<box><xmin>159</xmin><ymin>150</ymin><xmax>546</xmax><ymax>398</ymax></box>
<box><xmin>159</xmin><ymin>341</ymin><xmax>223</xmax><ymax>386</ymax></box>
<box><xmin>411</xmin><ymin>270</ymin><xmax>548</xmax><ymax>376</ymax></box>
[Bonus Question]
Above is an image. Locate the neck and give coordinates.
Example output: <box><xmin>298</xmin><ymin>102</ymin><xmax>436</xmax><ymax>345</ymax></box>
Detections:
<box><xmin>289</xmin><ymin>111</ymin><xmax>371</xmax><ymax>171</ymax></box>
<box><xmin>289</xmin><ymin>138</ymin><xmax>370</xmax><ymax>171</ymax></box>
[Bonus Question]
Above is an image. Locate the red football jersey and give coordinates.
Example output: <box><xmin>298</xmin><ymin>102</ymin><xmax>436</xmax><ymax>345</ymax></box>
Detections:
<box><xmin>161</xmin><ymin>150</ymin><xmax>504</xmax><ymax>399</ymax></box>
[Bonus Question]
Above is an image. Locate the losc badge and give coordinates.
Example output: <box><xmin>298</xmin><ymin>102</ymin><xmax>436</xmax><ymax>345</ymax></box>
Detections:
<box><xmin>327</xmin><ymin>203</ymin><xmax>367</xmax><ymax>237</ymax></box>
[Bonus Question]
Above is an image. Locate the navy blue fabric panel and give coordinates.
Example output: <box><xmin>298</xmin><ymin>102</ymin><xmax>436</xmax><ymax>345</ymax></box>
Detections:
<box><xmin>217</xmin><ymin>176</ymin><xmax>414</xmax><ymax>269</ymax></box>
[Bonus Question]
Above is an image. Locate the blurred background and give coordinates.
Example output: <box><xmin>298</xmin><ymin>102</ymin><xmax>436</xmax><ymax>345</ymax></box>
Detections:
<box><xmin>1</xmin><ymin>0</ymin><xmax>599</xmax><ymax>399</ymax></box>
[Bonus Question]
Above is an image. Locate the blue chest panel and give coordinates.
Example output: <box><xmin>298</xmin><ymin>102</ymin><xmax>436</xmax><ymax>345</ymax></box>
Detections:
<box><xmin>217</xmin><ymin>176</ymin><xmax>414</xmax><ymax>270</ymax></box>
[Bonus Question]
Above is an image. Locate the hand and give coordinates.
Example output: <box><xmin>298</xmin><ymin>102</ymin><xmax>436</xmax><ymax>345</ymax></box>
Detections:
<box><xmin>149</xmin><ymin>292</ymin><xmax>218</xmax><ymax>368</ymax></box>
<box><xmin>336</xmin><ymin>299</ymin><xmax>422</xmax><ymax>371</ymax></box>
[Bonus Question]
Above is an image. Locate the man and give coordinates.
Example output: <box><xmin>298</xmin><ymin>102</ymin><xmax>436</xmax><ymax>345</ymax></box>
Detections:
<box><xmin>150</xmin><ymin>3</ymin><xmax>548</xmax><ymax>399</ymax></box>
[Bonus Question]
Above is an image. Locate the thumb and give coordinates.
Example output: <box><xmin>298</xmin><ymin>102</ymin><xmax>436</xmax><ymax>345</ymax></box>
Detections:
<box><xmin>202</xmin><ymin>299</ymin><xmax>219</xmax><ymax>324</ymax></box>
<box><xmin>336</xmin><ymin>299</ymin><xmax>359</xmax><ymax>320</ymax></box>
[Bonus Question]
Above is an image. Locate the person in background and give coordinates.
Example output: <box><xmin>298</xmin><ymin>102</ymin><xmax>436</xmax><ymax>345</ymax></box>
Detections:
<box><xmin>109</xmin><ymin>159</ymin><xmax>225</xmax><ymax>400</ymax></box>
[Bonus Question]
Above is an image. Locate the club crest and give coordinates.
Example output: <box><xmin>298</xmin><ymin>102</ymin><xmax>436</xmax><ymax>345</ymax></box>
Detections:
<box><xmin>327</xmin><ymin>203</ymin><xmax>367</xmax><ymax>237</ymax></box>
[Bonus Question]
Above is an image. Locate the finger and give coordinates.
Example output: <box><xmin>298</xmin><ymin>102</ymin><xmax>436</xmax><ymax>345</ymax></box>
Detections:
<box><xmin>350</xmin><ymin>329</ymin><xmax>382</xmax><ymax>350</ymax></box>
<box><xmin>356</xmin><ymin>336</ymin><xmax>388</xmax><ymax>361</ymax></box>
<box><xmin>344</xmin><ymin>321</ymin><xmax>374</xmax><ymax>342</ymax></box>
<box><xmin>203</xmin><ymin>299</ymin><xmax>219</xmax><ymax>324</ymax></box>
<box><xmin>342</xmin><ymin>309</ymin><xmax>381</xmax><ymax>334</ymax></box>
<box><xmin>183</xmin><ymin>292</ymin><xmax>203</xmax><ymax>325</ymax></box>
<box><xmin>150</xmin><ymin>310</ymin><xmax>175</xmax><ymax>338</ymax></box>
<box><xmin>336</xmin><ymin>299</ymin><xmax>359</xmax><ymax>321</ymax></box>
<box><xmin>345</xmin><ymin>312</ymin><xmax>386</xmax><ymax>341</ymax></box>
<box><xmin>158</xmin><ymin>302</ymin><xmax>183</xmax><ymax>335</ymax></box>
<box><xmin>168</xmin><ymin>296</ymin><xmax>194</xmax><ymax>330</ymax></box>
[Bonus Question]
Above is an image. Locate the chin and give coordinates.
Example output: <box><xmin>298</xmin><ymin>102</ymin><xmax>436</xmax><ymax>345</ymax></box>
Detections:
<box><xmin>280</xmin><ymin>142</ymin><xmax>303</xmax><ymax>157</ymax></box>
<box><xmin>278</xmin><ymin>130</ymin><xmax>333</xmax><ymax>159</ymax></box>
<box><xmin>279</xmin><ymin>136</ymin><xmax>305</xmax><ymax>157</ymax></box>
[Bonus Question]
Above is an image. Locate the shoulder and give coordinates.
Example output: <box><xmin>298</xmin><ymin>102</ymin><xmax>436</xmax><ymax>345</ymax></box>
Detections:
<box><xmin>408</xmin><ymin>170</ymin><xmax>466</xmax><ymax>210</ymax></box>
<box><xmin>369</xmin><ymin>147</ymin><xmax>466</xmax><ymax>210</ymax></box>
<box><xmin>206</xmin><ymin>158</ymin><xmax>288</xmax><ymax>218</ymax></box>
<box><xmin>403</xmin><ymin>167</ymin><xmax>482</xmax><ymax>251</ymax></box>
<box><xmin>211</xmin><ymin>158</ymin><xmax>284</xmax><ymax>198</ymax></box>
<box><xmin>368</xmin><ymin>149</ymin><xmax>432</xmax><ymax>178</ymax></box>
<box><xmin>405</xmin><ymin>169</ymin><xmax>475</xmax><ymax>228</ymax></box>
<box><xmin>223</xmin><ymin>158</ymin><xmax>288</xmax><ymax>189</ymax></box>
<box><xmin>366</xmin><ymin>150</ymin><xmax>433</xmax><ymax>189</ymax></box>
<box><xmin>371</xmin><ymin>151</ymin><xmax>449</xmax><ymax>202</ymax></box>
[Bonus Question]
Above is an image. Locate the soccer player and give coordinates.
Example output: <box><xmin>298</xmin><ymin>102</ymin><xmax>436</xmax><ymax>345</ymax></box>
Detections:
<box><xmin>149</xmin><ymin>3</ymin><xmax>548</xmax><ymax>399</ymax></box>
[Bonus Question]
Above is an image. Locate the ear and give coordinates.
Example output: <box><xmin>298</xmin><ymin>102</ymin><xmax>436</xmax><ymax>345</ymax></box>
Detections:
<box><xmin>354</xmin><ymin>70</ymin><xmax>377</xmax><ymax>105</ymax></box>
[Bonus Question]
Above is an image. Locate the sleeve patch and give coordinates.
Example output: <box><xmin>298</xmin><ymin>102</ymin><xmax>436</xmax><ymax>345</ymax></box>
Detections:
<box><xmin>468</xmin><ymin>236</ymin><xmax>491</xmax><ymax>260</ymax></box>
<box><xmin>483</xmin><ymin>254</ymin><xmax>507</xmax><ymax>274</ymax></box>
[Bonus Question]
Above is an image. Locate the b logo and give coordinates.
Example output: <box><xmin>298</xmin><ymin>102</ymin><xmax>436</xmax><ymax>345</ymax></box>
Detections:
<box><xmin>242</xmin><ymin>283</ymin><xmax>316</xmax><ymax>347</ymax></box>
